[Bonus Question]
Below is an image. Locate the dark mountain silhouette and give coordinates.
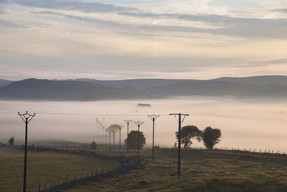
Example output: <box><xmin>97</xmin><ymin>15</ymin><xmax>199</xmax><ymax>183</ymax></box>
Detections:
<box><xmin>0</xmin><ymin>76</ymin><xmax>286</xmax><ymax>101</ymax></box>
<box><xmin>74</xmin><ymin>78</ymin><xmax>184</xmax><ymax>90</ymax></box>
<box><xmin>214</xmin><ymin>75</ymin><xmax>287</xmax><ymax>87</ymax></box>
<box><xmin>0</xmin><ymin>79</ymin><xmax>13</xmax><ymax>88</ymax></box>
<box><xmin>0</xmin><ymin>78</ymin><xmax>142</xmax><ymax>101</ymax></box>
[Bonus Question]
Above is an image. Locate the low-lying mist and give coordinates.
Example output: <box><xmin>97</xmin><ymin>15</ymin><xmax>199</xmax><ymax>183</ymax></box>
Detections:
<box><xmin>0</xmin><ymin>97</ymin><xmax>286</xmax><ymax>153</ymax></box>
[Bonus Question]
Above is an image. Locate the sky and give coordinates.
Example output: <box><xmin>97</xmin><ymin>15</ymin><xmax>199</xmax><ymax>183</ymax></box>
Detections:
<box><xmin>1</xmin><ymin>0</ymin><xmax>287</xmax><ymax>80</ymax></box>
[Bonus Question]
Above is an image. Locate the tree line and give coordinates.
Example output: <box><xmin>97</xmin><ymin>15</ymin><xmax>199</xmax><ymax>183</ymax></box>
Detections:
<box><xmin>176</xmin><ymin>125</ymin><xmax>222</xmax><ymax>149</ymax></box>
<box><xmin>89</xmin><ymin>126</ymin><xmax>221</xmax><ymax>150</ymax></box>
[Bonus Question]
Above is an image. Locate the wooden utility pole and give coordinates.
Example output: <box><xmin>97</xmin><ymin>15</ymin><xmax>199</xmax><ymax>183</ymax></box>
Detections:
<box><xmin>18</xmin><ymin>111</ymin><xmax>36</xmax><ymax>192</ymax></box>
<box><xmin>134</xmin><ymin>121</ymin><xmax>144</xmax><ymax>157</ymax></box>
<box><xmin>124</xmin><ymin>120</ymin><xmax>132</xmax><ymax>152</ymax></box>
<box><xmin>169</xmin><ymin>113</ymin><xmax>189</xmax><ymax>177</ymax></box>
<box><xmin>147</xmin><ymin>114</ymin><xmax>160</xmax><ymax>160</ymax></box>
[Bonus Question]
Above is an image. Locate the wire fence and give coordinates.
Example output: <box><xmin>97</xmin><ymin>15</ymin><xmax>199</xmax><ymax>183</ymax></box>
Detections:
<box><xmin>0</xmin><ymin>145</ymin><xmax>142</xmax><ymax>192</ymax></box>
<box><xmin>26</xmin><ymin>146</ymin><xmax>142</xmax><ymax>192</ymax></box>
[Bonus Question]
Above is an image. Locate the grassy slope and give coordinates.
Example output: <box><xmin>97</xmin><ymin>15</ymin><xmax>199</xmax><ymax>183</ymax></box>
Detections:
<box><xmin>0</xmin><ymin>149</ymin><xmax>119</xmax><ymax>192</ymax></box>
<box><xmin>64</xmin><ymin>149</ymin><xmax>287</xmax><ymax>192</ymax></box>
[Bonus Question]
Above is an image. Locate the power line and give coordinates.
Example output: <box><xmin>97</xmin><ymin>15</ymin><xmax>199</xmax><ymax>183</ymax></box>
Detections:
<box><xmin>0</xmin><ymin>111</ymin><xmax>171</xmax><ymax>117</ymax></box>
<box><xmin>26</xmin><ymin>112</ymin><xmax>171</xmax><ymax>116</ymax></box>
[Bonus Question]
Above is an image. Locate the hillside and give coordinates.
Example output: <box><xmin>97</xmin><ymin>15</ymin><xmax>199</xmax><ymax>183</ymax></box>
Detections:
<box><xmin>0</xmin><ymin>78</ymin><xmax>142</xmax><ymax>101</ymax></box>
<box><xmin>65</xmin><ymin>148</ymin><xmax>287</xmax><ymax>192</ymax></box>
<box><xmin>0</xmin><ymin>79</ymin><xmax>13</xmax><ymax>88</ymax></box>
<box><xmin>0</xmin><ymin>76</ymin><xmax>286</xmax><ymax>101</ymax></box>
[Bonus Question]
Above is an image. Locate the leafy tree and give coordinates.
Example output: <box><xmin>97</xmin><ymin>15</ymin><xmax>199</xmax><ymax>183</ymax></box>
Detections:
<box><xmin>202</xmin><ymin>127</ymin><xmax>222</xmax><ymax>149</ymax></box>
<box><xmin>8</xmin><ymin>136</ymin><xmax>15</xmax><ymax>146</ymax></box>
<box><xmin>125</xmin><ymin>130</ymin><xmax>146</xmax><ymax>150</ymax></box>
<box><xmin>175</xmin><ymin>125</ymin><xmax>201</xmax><ymax>149</ymax></box>
<box><xmin>91</xmin><ymin>141</ymin><xmax>97</xmax><ymax>150</ymax></box>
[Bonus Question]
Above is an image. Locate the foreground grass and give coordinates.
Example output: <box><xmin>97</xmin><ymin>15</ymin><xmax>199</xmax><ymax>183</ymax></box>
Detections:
<box><xmin>0</xmin><ymin>149</ymin><xmax>119</xmax><ymax>192</ymax></box>
<box><xmin>65</xmin><ymin>149</ymin><xmax>287</xmax><ymax>192</ymax></box>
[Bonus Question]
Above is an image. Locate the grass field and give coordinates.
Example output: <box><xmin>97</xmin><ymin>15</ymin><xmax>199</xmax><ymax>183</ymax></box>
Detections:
<box><xmin>0</xmin><ymin>148</ymin><xmax>119</xmax><ymax>192</ymax></box>
<box><xmin>64</xmin><ymin>149</ymin><xmax>287</xmax><ymax>192</ymax></box>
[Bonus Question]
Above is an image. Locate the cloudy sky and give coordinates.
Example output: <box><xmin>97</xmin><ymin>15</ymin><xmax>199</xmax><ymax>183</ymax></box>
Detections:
<box><xmin>1</xmin><ymin>0</ymin><xmax>287</xmax><ymax>80</ymax></box>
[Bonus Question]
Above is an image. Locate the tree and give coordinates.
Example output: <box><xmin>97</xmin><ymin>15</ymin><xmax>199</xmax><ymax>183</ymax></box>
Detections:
<box><xmin>202</xmin><ymin>127</ymin><xmax>222</xmax><ymax>149</ymax></box>
<box><xmin>8</xmin><ymin>136</ymin><xmax>15</xmax><ymax>146</ymax></box>
<box><xmin>125</xmin><ymin>130</ymin><xmax>146</xmax><ymax>150</ymax></box>
<box><xmin>91</xmin><ymin>141</ymin><xmax>97</xmax><ymax>150</ymax></box>
<box><xmin>176</xmin><ymin>125</ymin><xmax>201</xmax><ymax>149</ymax></box>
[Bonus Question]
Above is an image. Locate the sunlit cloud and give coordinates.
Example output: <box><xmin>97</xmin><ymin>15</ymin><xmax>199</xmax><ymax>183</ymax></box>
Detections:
<box><xmin>0</xmin><ymin>0</ymin><xmax>287</xmax><ymax>80</ymax></box>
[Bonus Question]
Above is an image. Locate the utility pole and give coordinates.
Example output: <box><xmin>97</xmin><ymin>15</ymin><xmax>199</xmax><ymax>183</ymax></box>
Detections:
<box><xmin>169</xmin><ymin>113</ymin><xmax>189</xmax><ymax>177</ymax></box>
<box><xmin>147</xmin><ymin>114</ymin><xmax>160</xmax><ymax>160</ymax></box>
<box><xmin>108</xmin><ymin>131</ymin><xmax>111</xmax><ymax>150</ymax></box>
<box><xmin>124</xmin><ymin>120</ymin><xmax>132</xmax><ymax>152</ymax></box>
<box><xmin>102</xmin><ymin>125</ymin><xmax>105</xmax><ymax>144</ymax></box>
<box><xmin>18</xmin><ymin>111</ymin><xmax>35</xmax><ymax>192</ymax></box>
<box><xmin>134</xmin><ymin>121</ymin><xmax>144</xmax><ymax>157</ymax></box>
<box><xmin>112</xmin><ymin>131</ymin><xmax>116</xmax><ymax>150</ymax></box>
<box><xmin>105</xmin><ymin>129</ymin><xmax>108</xmax><ymax>147</ymax></box>
<box><xmin>119</xmin><ymin>126</ymin><xmax>122</xmax><ymax>150</ymax></box>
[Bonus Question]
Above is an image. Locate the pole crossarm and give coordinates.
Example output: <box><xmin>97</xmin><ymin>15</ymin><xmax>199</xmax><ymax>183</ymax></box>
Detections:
<box><xmin>134</xmin><ymin>121</ymin><xmax>144</xmax><ymax>127</ymax></box>
<box><xmin>124</xmin><ymin>120</ymin><xmax>133</xmax><ymax>124</ymax></box>
<box><xmin>147</xmin><ymin>114</ymin><xmax>160</xmax><ymax>121</ymax></box>
<box><xmin>18</xmin><ymin>111</ymin><xmax>36</xmax><ymax>123</ymax></box>
<box><xmin>170</xmin><ymin>113</ymin><xmax>189</xmax><ymax>119</ymax></box>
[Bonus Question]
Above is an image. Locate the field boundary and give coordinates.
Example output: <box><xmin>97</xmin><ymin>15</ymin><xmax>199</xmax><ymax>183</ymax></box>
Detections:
<box><xmin>29</xmin><ymin>146</ymin><xmax>142</xmax><ymax>192</ymax></box>
<box><xmin>0</xmin><ymin>145</ymin><xmax>142</xmax><ymax>192</ymax></box>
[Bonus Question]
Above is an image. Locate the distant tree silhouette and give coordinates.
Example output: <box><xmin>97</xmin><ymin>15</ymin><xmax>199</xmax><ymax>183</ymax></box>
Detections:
<box><xmin>176</xmin><ymin>125</ymin><xmax>201</xmax><ymax>149</ymax></box>
<box><xmin>202</xmin><ymin>127</ymin><xmax>222</xmax><ymax>149</ymax></box>
<box><xmin>8</xmin><ymin>136</ymin><xmax>15</xmax><ymax>146</ymax></box>
<box><xmin>91</xmin><ymin>141</ymin><xmax>97</xmax><ymax>150</ymax></box>
<box><xmin>125</xmin><ymin>130</ymin><xmax>146</xmax><ymax>150</ymax></box>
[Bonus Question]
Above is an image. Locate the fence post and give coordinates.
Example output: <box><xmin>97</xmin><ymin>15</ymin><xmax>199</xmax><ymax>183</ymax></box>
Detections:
<box><xmin>66</xmin><ymin>174</ymin><xmax>69</xmax><ymax>182</ymax></box>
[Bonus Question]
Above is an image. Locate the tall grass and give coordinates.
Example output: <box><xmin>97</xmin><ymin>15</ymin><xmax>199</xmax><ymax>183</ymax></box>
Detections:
<box><xmin>64</xmin><ymin>148</ymin><xmax>287</xmax><ymax>192</ymax></box>
<box><xmin>0</xmin><ymin>150</ymin><xmax>119</xmax><ymax>192</ymax></box>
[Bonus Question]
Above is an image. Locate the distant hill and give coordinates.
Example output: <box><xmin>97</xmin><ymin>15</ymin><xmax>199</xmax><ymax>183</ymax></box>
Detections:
<box><xmin>0</xmin><ymin>78</ymin><xmax>142</xmax><ymax>101</ymax></box>
<box><xmin>0</xmin><ymin>76</ymin><xmax>286</xmax><ymax>101</ymax></box>
<box><xmin>0</xmin><ymin>79</ymin><xmax>13</xmax><ymax>88</ymax></box>
<box><xmin>146</xmin><ymin>77</ymin><xmax>287</xmax><ymax>98</ymax></box>
<box><xmin>214</xmin><ymin>75</ymin><xmax>287</xmax><ymax>87</ymax></box>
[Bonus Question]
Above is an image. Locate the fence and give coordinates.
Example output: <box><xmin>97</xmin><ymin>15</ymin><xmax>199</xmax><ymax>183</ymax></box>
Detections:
<box><xmin>159</xmin><ymin>146</ymin><xmax>287</xmax><ymax>161</ymax></box>
<box><xmin>15</xmin><ymin>145</ymin><xmax>142</xmax><ymax>192</ymax></box>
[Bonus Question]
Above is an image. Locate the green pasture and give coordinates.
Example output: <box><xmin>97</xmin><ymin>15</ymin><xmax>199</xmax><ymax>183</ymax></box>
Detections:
<box><xmin>65</xmin><ymin>149</ymin><xmax>287</xmax><ymax>192</ymax></box>
<box><xmin>0</xmin><ymin>149</ymin><xmax>119</xmax><ymax>192</ymax></box>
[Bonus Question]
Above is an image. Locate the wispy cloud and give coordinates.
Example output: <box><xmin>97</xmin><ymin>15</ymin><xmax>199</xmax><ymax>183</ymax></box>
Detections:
<box><xmin>13</xmin><ymin>0</ymin><xmax>137</xmax><ymax>13</ymax></box>
<box><xmin>1</xmin><ymin>0</ymin><xmax>287</xmax><ymax>80</ymax></box>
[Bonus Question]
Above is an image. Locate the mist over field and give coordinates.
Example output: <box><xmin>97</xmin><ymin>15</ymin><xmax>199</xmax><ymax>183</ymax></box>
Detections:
<box><xmin>1</xmin><ymin>97</ymin><xmax>286</xmax><ymax>153</ymax></box>
<box><xmin>1</xmin><ymin>0</ymin><xmax>286</xmax><ymax>153</ymax></box>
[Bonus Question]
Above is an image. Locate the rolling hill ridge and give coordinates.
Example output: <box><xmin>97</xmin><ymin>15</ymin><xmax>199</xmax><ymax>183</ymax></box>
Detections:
<box><xmin>0</xmin><ymin>76</ymin><xmax>286</xmax><ymax>101</ymax></box>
